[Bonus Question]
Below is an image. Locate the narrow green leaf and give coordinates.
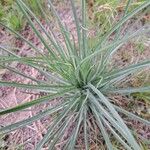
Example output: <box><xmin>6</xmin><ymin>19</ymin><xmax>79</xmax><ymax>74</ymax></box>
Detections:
<box><xmin>0</xmin><ymin>56</ymin><xmax>70</xmax><ymax>85</ymax></box>
<box><xmin>90</xmin><ymin>95</ymin><xmax>136</xmax><ymax>150</ymax></box>
<box><xmin>81</xmin><ymin>0</ymin><xmax>88</xmax><ymax>57</ymax></box>
<box><xmin>0</xmin><ymin>56</ymin><xmax>44</xmax><ymax>64</ymax></box>
<box><xmin>47</xmin><ymin>0</ymin><xmax>77</xmax><ymax>66</ymax></box>
<box><xmin>0</xmin><ymin>64</ymin><xmax>41</xmax><ymax>83</ymax></box>
<box><xmin>88</xmin><ymin>84</ymin><xmax>141</xmax><ymax>150</ymax></box>
<box><xmin>0</xmin><ymin>23</ymin><xmax>45</xmax><ymax>56</ymax></box>
<box><xmin>0</xmin><ymin>46</ymin><xmax>19</xmax><ymax>57</ymax></box>
<box><xmin>108</xmin><ymin>86</ymin><xmax>150</xmax><ymax>94</ymax></box>
<box><xmin>0</xmin><ymin>101</ymin><xmax>68</xmax><ymax>134</ymax></box>
<box><xmin>89</xmin><ymin>93</ymin><xmax>128</xmax><ymax>140</ymax></box>
<box><xmin>0</xmin><ymin>81</ymin><xmax>72</xmax><ymax>92</ymax></box>
<box><xmin>16</xmin><ymin>0</ymin><xmax>57</xmax><ymax>60</ymax></box>
<box><xmin>75</xmin><ymin>28</ymin><xmax>150</xmax><ymax>80</ymax></box>
<box><xmin>101</xmin><ymin>116</ymin><xmax>133</xmax><ymax>150</ymax></box>
<box><xmin>36</xmin><ymin>96</ymin><xmax>80</xmax><ymax>150</ymax></box>
<box><xmin>18</xmin><ymin>0</ymin><xmax>67</xmax><ymax>61</ymax></box>
<box><xmin>95</xmin><ymin>0</ymin><xmax>150</xmax><ymax>49</ymax></box>
<box><xmin>104</xmin><ymin>60</ymin><xmax>150</xmax><ymax>83</ymax></box>
<box><xmin>68</xmin><ymin>108</ymin><xmax>83</xmax><ymax>150</ymax></box>
<box><xmin>0</xmin><ymin>87</ymin><xmax>75</xmax><ymax>115</ymax></box>
<box><xmin>91</xmin><ymin>105</ymin><xmax>113</xmax><ymax>150</ymax></box>
<box><xmin>113</xmin><ymin>105</ymin><xmax>150</xmax><ymax>126</ymax></box>
<box><xmin>83</xmin><ymin>107</ymin><xmax>89</xmax><ymax>150</ymax></box>
<box><xmin>70</xmin><ymin>0</ymin><xmax>82</xmax><ymax>58</ymax></box>
<box><xmin>68</xmin><ymin>92</ymin><xmax>88</xmax><ymax>149</ymax></box>
<box><xmin>48</xmin><ymin>114</ymin><xmax>78</xmax><ymax>149</ymax></box>
<box><xmin>102</xmin><ymin>0</ymin><xmax>132</xmax><ymax>67</ymax></box>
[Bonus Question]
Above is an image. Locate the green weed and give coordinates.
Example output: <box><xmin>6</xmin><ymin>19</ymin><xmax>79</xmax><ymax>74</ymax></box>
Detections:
<box><xmin>25</xmin><ymin>0</ymin><xmax>45</xmax><ymax>17</ymax></box>
<box><xmin>0</xmin><ymin>0</ymin><xmax>45</xmax><ymax>31</ymax></box>
<box><xmin>4</xmin><ymin>4</ymin><xmax>24</xmax><ymax>31</ymax></box>
<box><xmin>0</xmin><ymin>4</ymin><xmax>4</xmax><ymax>20</ymax></box>
<box><xmin>0</xmin><ymin>1</ymin><xmax>24</xmax><ymax>31</ymax></box>
<box><xmin>91</xmin><ymin>0</ymin><xmax>148</xmax><ymax>36</ymax></box>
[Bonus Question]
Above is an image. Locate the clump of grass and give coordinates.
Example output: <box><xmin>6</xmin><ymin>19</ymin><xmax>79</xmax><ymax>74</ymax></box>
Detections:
<box><xmin>131</xmin><ymin>72</ymin><xmax>150</xmax><ymax>104</ymax></box>
<box><xmin>90</xmin><ymin>0</ymin><xmax>148</xmax><ymax>36</ymax></box>
<box><xmin>0</xmin><ymin>0</ymin><xmax>14</xmax><ymax>6</ymax></box>
<box><xmin>0</xmin><ymin>0</ymin><xmax>150</xmax><ymax>149</ymax></box>
<box><xmin>0</xmin><ymin>1</ymin><xmax>24</xmax><ymax>31</ymax></box>
<box><xmin>25</xmin><ymin>0</ymin><xmax>45</xmax><ymax>18</ymax></box>
<box><xmin>5</xmin><ymin>4</ymin><xmax>24</xmax><ymax>31</ymax></box>
<box><xmin>92</xmin><ymin>0</ymin><xmax>118</xmax><ymax>34</ymax></box>
<box><xmin>0</xmin><ymin>0</ymin><xmax>45</xmax><ymax>31</ymax></box>
<box><xmin>0</xmin><ymin>4</ymin><xmax>4</xmax><ymax>20</ymax></box>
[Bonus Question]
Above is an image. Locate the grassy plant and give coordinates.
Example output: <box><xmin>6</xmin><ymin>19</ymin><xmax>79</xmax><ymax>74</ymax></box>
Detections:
<box><xmin>131</xmin><ymin>72</ymin><xmax>150</xmax><ymax>104</ymax></box>
<box><xmin>90</xmin><ymin>0</ymin><xmax>148</xmax><ymax>36</ymax></box>
<box><xmin>92</xmin><ymin>0</ymin><xmax>118</xmax><ymax>34</ymax></box>
<box><xmin>0</xmin><ymin>0</ymin><xmax>45</xmax><ymax>31</ymax></box>
<box><xmin>0</xmin><ymin>0</ymin><xmax>14</xmax><ymax>6</ymax></box>
<box><xmin>0</xmin><ymin>4</ymin><xmax>4</xmax><ymax>20</ymax></box>
<box><xmin>25</xmin><ymin>0</ymin><xmax>45</xmax><ymax>17</ymax></box>
<box><xmin>4</xmin><ymin>4</ymin><xmax>24</xmax><ymax>31</ymax></box>
<box><xmin>0</xmin><ymin>2</ymin><xmax>5</xmax><ymax>21</ymax></box>
<box><xmin>132</xmin><ymin>91</ymin><xmax>150</xmax><ymax>104</ymax></box>
<box><xmin>0</xmin><ymin>0</ymin><xmax>150</xmax><ymax>149</ymax></box>
<box><xmin>0</xmin><ymin>1</ymin><xmax>24</xmax><ymax>31</ymax></box>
